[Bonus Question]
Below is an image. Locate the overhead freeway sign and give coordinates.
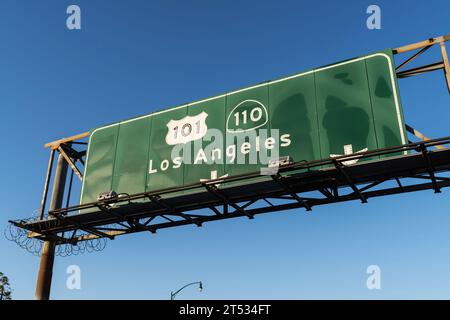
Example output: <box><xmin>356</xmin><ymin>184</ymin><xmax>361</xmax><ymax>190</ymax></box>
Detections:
<box><xmin>80</xmin><ymin>50</ymin><xmax>407</xmax><ymax>205</ymax></box>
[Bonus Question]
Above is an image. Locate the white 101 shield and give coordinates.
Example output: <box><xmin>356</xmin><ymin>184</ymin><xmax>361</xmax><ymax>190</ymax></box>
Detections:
<box><xmin>165</xmin><ymin>111</ymin><xmax>208</xmax><ymax>145</ymax></box>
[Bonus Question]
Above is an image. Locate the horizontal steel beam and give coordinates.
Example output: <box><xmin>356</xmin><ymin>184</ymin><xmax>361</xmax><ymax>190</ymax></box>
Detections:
<box><xmin>65</xmin><ymin>179</ymin><xmax>450</xmax><ymax>243</ymax></box>
<box><xmin>44</xmin><ymin>132</ymin><xmax>90</xmax><ymax>150</ymax></box>
<box><xmin>393</xmin><ymin>35</ymin><xmax>450</xmax><ymax>54</ymax></box>
<box><xmin>397</xmin><ymin>62</ymin><xmax>444</xmax><ymax>78</ymax></box>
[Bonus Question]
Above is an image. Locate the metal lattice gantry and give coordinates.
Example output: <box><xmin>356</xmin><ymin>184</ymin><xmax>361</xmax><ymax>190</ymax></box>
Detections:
<box><xmin>394</xmin><ymin>34</ymin><xmax>450</xmax><ymax>91</ymax></box>
<box><xmin>8</xmin><ymin>136</ymin><xmax>450</xmax><ymax>245</ymax></box>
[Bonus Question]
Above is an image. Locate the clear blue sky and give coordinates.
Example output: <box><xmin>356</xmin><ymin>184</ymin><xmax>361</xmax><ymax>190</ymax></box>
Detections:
<box><xmin>1</xmin><ymin>0</ymin><xmax>450</xmax><ymax>299</ymax></box>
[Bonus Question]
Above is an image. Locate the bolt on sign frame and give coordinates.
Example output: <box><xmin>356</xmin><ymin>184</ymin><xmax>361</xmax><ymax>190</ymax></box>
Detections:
<box><xmin>9</xmin><ymin>35</ymin><xmax>450</xmax><ymax>245</ymax></box>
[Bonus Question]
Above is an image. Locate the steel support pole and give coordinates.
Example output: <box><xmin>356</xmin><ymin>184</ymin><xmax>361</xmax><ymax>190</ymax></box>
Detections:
<box><xmin>34</xmin><ymin>152</ymin><xmax>68</xmax><ymax>300</ymax></box>
<box><xmin>39</xmin><ymin>149</ymin><xmax>55</xmax><ymax>220</ymax></box>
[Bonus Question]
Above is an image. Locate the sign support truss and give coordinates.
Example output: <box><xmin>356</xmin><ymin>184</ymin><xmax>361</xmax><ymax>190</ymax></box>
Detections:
<box><xmin>10</xmin><ymin>136</ymin><xmax>450</xmax><ymax>245</ymax></box>
<box><xmin>394</xmin><ymin>34</ymin><xmax>450</xmax><ymax>92</ymax></box>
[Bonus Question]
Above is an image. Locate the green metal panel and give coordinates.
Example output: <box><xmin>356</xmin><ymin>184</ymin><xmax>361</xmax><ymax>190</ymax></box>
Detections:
<box><xmin>225</xmin><ymin>84</ymin><xmax>270</xmax><ymax>177</ymax></box>
<box><xmin>183</xmin><ymin>97</ymin><xmax>226</xmax><ymax>186</ymax></box>
<box><xmin>365</xmin><ymin>51</ymin><xmax>407</xmax><ymax>153</ymax></box>
<box><xmin>315</xmin><ymin>58</ymin><xmax>378</xmax><ymax>161</ymax></box>
<box><xmin>146</xmin><ymin>107</ymin><xmax>187</xmax><ymax>192</ymax></box>
<box><xmin>80</xmin><ymin>51</ymin><xmax>407</xmax><ymax>205</ymax></box>
<box><xmin>112</xmin><ymin>117</ymin><xmax>151</xmax><ymax>197</ymax></box>
<box><xmin>81</xmin><ymin>124</ymin><xmax>119</xmax><ymax>204</ymax></box>
<box><xmin>268</xmin><ymin>73</ymin><xmax>321</xmax><ymax>164</ymax></box>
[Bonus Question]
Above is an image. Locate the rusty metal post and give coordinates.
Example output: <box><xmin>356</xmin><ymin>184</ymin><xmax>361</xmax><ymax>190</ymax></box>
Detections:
<box><xmin>35</xmin><ymin>152</ymin><xmax>68</xmax><ymax>300</ymax></box>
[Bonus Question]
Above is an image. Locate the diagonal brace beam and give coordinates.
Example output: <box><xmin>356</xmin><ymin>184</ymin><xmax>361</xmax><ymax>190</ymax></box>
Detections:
<box><xmin>332</xmin><ymin>159</ymin><xmax>367</xmax><ymax>203</ymax></box>
<box><xmin>149</xmin><ymin>195</ymin><xmax>202</xmax><ymax>226</ymax></box>
<box><xmin>58</xmin><ymin>146</ymin><xmax>83</xmax><ymax>181</ymax></box>
<box><xmin>203</xmin><ymin>183</ymin><xmax>254</xmax><ymax>219</ymax></box>
<box><xmin>272</xmin><ymin>174</ymin><xmax>312</xmax><ymax>211</ymax></box>
<box><xmin>419</xmin><ymin>144</ymin><xmax>441</xmax><ymax>193</ymax></box>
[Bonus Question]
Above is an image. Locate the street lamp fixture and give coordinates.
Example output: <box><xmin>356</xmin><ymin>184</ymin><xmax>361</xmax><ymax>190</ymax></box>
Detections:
<box><xmin>171</xmin><ymin>281</ymin><xmax>203</xmax><ymax>300</ymax></box>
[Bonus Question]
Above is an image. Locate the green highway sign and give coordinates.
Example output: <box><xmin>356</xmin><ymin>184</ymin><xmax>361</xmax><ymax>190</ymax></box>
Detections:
<box><xmin>80</xmin><ymin>50</ymin><xmax>407</xmax><ymax>205</ymax></box>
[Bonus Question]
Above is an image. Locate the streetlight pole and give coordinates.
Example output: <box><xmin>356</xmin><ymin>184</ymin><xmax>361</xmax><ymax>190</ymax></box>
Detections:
<box><xmin>170</xmin><ymin>281</ymin><xmax>203</xmax><ymax>300</ymax></box>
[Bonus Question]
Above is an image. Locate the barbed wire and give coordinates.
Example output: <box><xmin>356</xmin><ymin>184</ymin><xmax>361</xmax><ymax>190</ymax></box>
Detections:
<box><xmin>4</xmin><ymin>210</ymin><xmax>108</xmax><ymax>257</ymax></box>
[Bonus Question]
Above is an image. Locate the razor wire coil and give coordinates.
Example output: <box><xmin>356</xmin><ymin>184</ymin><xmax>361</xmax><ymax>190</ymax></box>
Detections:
<box><xmin>4</xmin><ymin>210</ymin><xmax>108</xmax><ymax>257</ymax></box>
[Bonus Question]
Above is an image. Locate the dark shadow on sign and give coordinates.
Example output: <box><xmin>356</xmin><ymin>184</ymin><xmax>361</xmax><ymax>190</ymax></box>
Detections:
<box><xmin>322</xmin><ymin>95</ymin><xmax>370</xmax><ymax>155</ymax></box>
<box><xmin>272</xmin><ymin>93</ymin><xmax>313</xmax><ymax>162</ymax></box>
<box><xmin>382</xmin><ymin>125</ymin><xmax>402</xmax><ymax>155</ymax></box>
<box><xmin>334</xmin><ymin>73</ymin><xmax>353</xmax><ymax>85</ymax></box>
<box><xmin>375</xmin><ymin>77</ymin><xmax>392</xmax><ymax>98</ymax></box>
